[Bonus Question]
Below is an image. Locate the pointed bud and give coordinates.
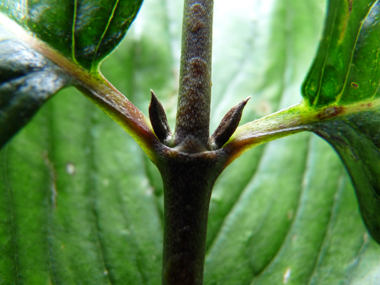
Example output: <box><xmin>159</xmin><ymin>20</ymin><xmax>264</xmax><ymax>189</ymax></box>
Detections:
<box><xmin>210</xmin><ymin>97</ymin><xmax>251</xmax><ymax>149</ymax></box>
<box><xmin>149</xmin><ymin>90</ymin><xmax>172</xmax><ymax>145</ymax></box>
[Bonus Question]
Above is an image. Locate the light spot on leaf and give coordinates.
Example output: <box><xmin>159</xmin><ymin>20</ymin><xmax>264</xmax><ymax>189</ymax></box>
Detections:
<box><xmin>43</xmin><ymin>151</ymin><xmax>57</xmax><ymax>208</ymax></box>
<box><xmin>283</xmin><ymin>267</ymin><xmax>291</xmax><ymax>284</ymax></box>
<box><xmin>363</xmin><ymin>232</ymin><xmax>369</xmax><ymax>243</ymax></box>
<box><xmin>65</xmin><ymin>162</ymin><xmax>75</xmax><ymax>175</ymax></box>
<box><xmin>145</xmin><ymin>187</ymin><xmax>154</xmax><ymax>196</ymax></box>
<box><xmin>287</xmin><ymin>209</ymin><xmax>294</xmax><ymax>220</ymax></box>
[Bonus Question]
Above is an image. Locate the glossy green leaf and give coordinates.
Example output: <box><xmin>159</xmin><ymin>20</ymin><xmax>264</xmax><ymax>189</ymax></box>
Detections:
<box><xmin>302</xmin><ymin>0</ymin><xmax>380</xmax><ymax>244</ymax></box>
<box><xmin>307</xmin><ymin>112</ymin><xmax>380</xmax><ymax>244</ymax></box>
<box><xmin>0</xmin><ymin>0</ymin><xmax>144</xmax><ymax>71</ymax></box>
<box><xmin>0</xmin><ymin>25</ymin><xmax>70</xmax><ymax>147</ymax></box>
<box><xmin>303</xmin><ymin>0</ymin><xmax>380</xmax><ymax>107</ymax></box>
<box><xmin>1</xmin><ymin>0</ymin><xmax>380</xmax><ymax>285</ymax></box>
<box><xmin>0</xmin><ymin>0</ymin><xmax>148</xmax><ymax>151</ymax></box>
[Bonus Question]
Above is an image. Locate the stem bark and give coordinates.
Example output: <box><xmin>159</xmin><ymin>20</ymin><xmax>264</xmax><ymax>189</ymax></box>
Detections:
<box><xmin>174</xmin><ymin>0</ymin><xmax>214</xmax><ymax>151</ymax></box>
<box><xmin>159</xmin><ymin>0</ymin><xmax>219</xmax><ymax>284</ymax></box>
<box><xmin>158</xmin><ymin>151</ymin><xmax>225</xmax><ymax>285</ymax></box>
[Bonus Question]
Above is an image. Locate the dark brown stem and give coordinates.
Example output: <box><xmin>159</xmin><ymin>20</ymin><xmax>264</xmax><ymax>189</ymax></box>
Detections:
<box><xmin>158</xmin><ymin>150</ymin><xmax>226</xmax><ymax>285</ymax></box>
<box><xmin>174</xmin><ymin>0</ymin><xmax>214</xmax><ymax>152</ymax></box>
<box><xmin>158</xmin><ymin>0</ymin><xmax>250</xmax><ymax>284</ymax></box>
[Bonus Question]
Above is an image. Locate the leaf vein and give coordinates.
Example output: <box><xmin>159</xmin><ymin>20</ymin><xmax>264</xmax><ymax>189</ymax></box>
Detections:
<box><xmin>336</xmin><ymin>1</ymin><xmax>380</xmax><ymax>104</ymax></box>
<box><xmin>306</xmin><ymin>170</ymin><xmax>346</xmax><ymax>285</ymax></box>
<box><xmin>347</xmin><ymin>234</ymin><xmax>370</xmax><ymax>285</ymax></box>
<box><xmin>250</xmin><ymin>134</ymin><xmax>312</xmax><ymax>284</ymax></box>
<box><xmin>143</xmin><ymin>156</ymin><xmax>164</xmax><ymax>231</ymax></box>
<box><xmin>1</xmin><ymin>147</ymin><xmax>20</xmax><ymax>284</ymax></box>
<box><xmin>204</xmin><ymin>143</ymin><xmax>268</xmax><ymax>257</ymax></box>
<box><xmin>71</xmin><ymin>0</ymin><xmax>78</xmax><ymax>63</ymax></box>
<box><xmin>86</xmin><ymin>104</ymin><xmax>114</xmax><ymax>285</ymax></box>
<box><xmin>91</xmin><ymin>0</ymin><xmax>120</xmax><ymax>72</ymax></box>
<box><xmin>312</xmin><ymin>3</ymin><xmax>339</xmax><ymax>107</ymax></box>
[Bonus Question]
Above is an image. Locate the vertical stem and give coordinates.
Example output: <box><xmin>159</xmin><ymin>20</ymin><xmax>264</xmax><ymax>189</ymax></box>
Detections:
<box><xmin>160</xmin><ymin>0</ymin><xmax>217</xmax><ymax>283</ymax></box>
<box><xmin>174</xmin><ymin>0</ymin><xmax>214</xmax><ymax>151</ymax></box>
<box><xmin>159</xmin><ymin>153</ymin><xmax>223</xmax><ymax>285</ymax></box>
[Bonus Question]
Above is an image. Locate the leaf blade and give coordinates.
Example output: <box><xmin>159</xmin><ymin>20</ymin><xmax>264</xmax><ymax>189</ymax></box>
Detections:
<box><xmin>302</xmin><ymin>0</ymin><xmax>380</xmax><ymax>107</ymax></box>
<box><xmin>300</xmin><ymin>0</ymin><xmax>380</xmax><ymax>243</ymax></box>
<box><xmin>308</xmin><ymin>111</ymin><xmax>380</xmax><ymax>244</ymax></box>
<box><xmin>0</xmin><ymin>0</ymin><xmax>144</xmax><ymax>71</ymax></box>
<box><xmin>0</xmin><ymin>21</ymin><xmax>70</xmax><ymax>147</ymax></box>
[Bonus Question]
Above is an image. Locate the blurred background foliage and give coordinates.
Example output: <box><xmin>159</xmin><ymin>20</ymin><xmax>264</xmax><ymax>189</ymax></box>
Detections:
<box><xmin>1</xmin><ymin>0</ymin><xmax>380</xmax><ymax>284</ymax></box>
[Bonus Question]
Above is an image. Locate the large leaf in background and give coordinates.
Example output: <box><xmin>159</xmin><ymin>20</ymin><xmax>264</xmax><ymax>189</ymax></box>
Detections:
<box><xmin>1</xmin><ymin>1</ymin><xmax>380</xmax><ymax>285</ymax></box>
<box><xmin>0</xmin><ymin>0</ymin><xmax>144</xmax><ymax>147</ymax></box>
<box><xmin>302</xmin><ymin>0</ymin><xmax>380</xmax><ymax>244</ymax></box>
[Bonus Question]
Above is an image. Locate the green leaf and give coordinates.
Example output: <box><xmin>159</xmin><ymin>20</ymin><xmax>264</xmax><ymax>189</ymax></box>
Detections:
<box><xmin>0</xmin><ymin>0</ymin><xmax>144</xmax><ymax>71</ymax></box>
<box><xmin>302</xmin><ymin>0</ymin><xmax>380</xmax><ymax>244</ymax></box>
<box><xmin>0</xmin><ymin>0</ymin><xmax>152</xmax><ymax>153</ymax></box>
<box><xmin>302</xmin><ymin>0</ymin><xmax>380</xmax><ymax>107</ymax></box>
<box><xmin>307</xmin><ymin>112</ymin><xmax>380</xmax><ymax>244</ymax></box>
<box><xmin>1</xmin><ymin>0</ymin><xmax>380</xmax><ymax>285</ymax></box>
<box><xmin>0</xmin><ymin>25</ymin><xmax>69</xmax><ymax>147</ymax></box>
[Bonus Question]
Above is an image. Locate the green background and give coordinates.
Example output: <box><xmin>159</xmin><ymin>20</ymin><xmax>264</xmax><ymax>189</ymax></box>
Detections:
<box><xmin>1</xmin><ymin>0</ymin><xmax>380</xmax><ymax>284</ymax></box>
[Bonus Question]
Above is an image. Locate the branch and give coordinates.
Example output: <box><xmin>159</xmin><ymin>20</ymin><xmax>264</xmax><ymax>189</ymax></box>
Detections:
<box><xmin>174</xmin><ymin>0</ymin><xmax>214</xmax><ymax>152</ymax></box>
<box><xmin>223</xmin><ymin>99</ymin><xmax>380</xmax><ymax>166</ymax></box>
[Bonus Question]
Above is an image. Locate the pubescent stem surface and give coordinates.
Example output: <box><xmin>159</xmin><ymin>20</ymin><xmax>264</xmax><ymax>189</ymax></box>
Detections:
<box><xmin>174</xmin><ymin>0</ymin><xmax>213</xmax><ymax>152</ymax></box>
<box><xmin>158</xmin><ymin>148</ymin><xmax>227</xmax><ymax>285</ymax></box>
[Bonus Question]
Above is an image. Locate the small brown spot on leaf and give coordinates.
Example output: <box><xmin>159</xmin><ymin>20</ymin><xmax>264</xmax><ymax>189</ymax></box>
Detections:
<box><xmin>351</xmin><ymin>82</ymin><xmax>359</xmax><ymax>89</ymax></box>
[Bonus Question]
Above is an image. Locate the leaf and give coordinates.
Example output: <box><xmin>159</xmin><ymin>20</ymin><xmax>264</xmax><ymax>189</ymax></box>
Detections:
<box><xmin>302</xmin><ymin>0</ymin><xmax>380</xmax><ymax>107</ymax></box>
<box><xmin>0</xmin><ymin>0</ymin><xmax>152</xmax><ymax>154</ymax></box>
<box><xmin>1</xmin><ymin>0</ymin><xmax>144</xmax><ymax>71</ymax></box>
<box><xmin>0</xmin><ymin>25</ymin><xmax>69</xmax><ymax>148</ymax></box>
<box><xmin>1</xmin><ymin>1</ymin><xmax>380</xmax><ymax>285</ymax></box>
<box><xmin>302</xmin><ymin>0</ymin><xmax>380</xmax><ymax>244</ymax></box>
<box><xmin>307</xmin><ymin>112</ymin><xmax>380</xmax><ymax>243</ymax></box>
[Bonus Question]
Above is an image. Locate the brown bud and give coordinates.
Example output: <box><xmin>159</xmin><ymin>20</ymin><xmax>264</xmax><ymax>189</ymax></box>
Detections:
<box><xmin>149</xmin><ymin>90</ymin><xmax>172</xmax><ymax>145</ymax></box>
<box><xmin>210</xmin><ymin>97</ymin><xmax>251</xmax><ymax>149</ymax></box>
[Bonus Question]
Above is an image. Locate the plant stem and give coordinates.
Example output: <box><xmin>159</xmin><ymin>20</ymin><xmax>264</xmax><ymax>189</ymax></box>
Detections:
<box><xmin>174</xmin><ymin>0</ymin><xmax>214</xmax><ymax>151</ymax></box>
<box><xmin>158</xmin><ymin>1</ymin><xmax>217</xmax><ymax>283</ymax></box>
<box><xmin>156</xmin><ymin>0</ymin><xmax>238</xmax><ymax>283</ymax></box>
<box><xmin>158</xmin><ymin>150</ymin><xmax>225</xmax><ymax>285</ymax></box>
